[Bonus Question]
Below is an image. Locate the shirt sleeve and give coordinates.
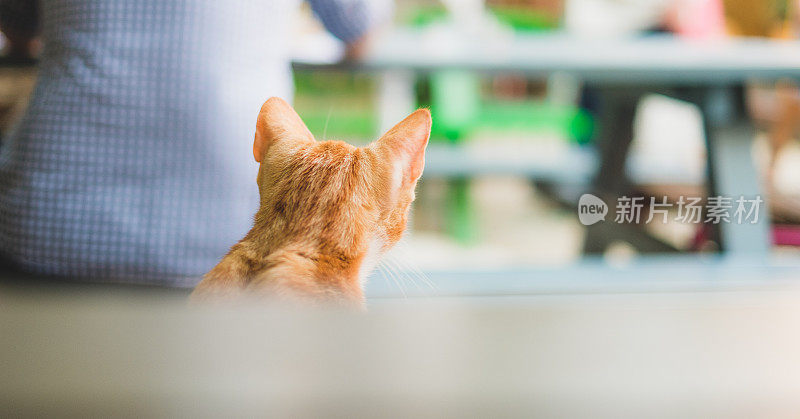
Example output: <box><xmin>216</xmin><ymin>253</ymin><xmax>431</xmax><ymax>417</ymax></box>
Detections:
<box><xmin>0</xmin><ymin>0</ymin><xmax>40</xmax><ymax>39</ymax></box>
<box><xmin>306</xmin><ymin>0</ymin><xmax>392</xmax><ymax>43</ymax></box>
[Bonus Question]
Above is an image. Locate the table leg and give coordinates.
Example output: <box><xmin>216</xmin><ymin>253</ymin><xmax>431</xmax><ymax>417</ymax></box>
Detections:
<box><xmin>583</xmin><ymin>89</ymin><xmax>639</xmax><ymax>254</ymax></box>
<box><xmin>698</xmin><ymin>87</ymin><xmax>771</xmax><ymax>256</ymax></box>
<box><xmin>582</xmin><ymin>87</ymin><xmax>683</xmax><ymax>255</ymax></box>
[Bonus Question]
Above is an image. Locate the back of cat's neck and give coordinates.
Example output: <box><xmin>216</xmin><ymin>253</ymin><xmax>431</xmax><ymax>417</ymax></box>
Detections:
<box><xmin>232</xmin><ymin>242</ymin><xmax>366</xmax><ymax>304</ymax></box>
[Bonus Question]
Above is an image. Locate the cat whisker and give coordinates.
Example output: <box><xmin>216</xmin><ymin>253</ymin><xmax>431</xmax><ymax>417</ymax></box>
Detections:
<box><xmin>378</xmin><ymin>260</ymin><xmax>407</xmax><ymax>298</ymax></box>
<box><xmin>381</xmin><ymin>244</ymin><xmax>438</xmax><ymax>298</ymax></box>
<box><xmin>385</xmin><ymin>258</ymin><xmax>410</xmax><ymax>297</ymax></box>
<box><xmin>386</xmin><ymin>256</ymin><xmax>423</xmax><ymax>294</ymax></box>
<box><xmin>376</xmin><ymin>263</ymin><xmax>392</xmax><ymax>290</ymax></box>
<box><xmin>395</xmin><ymin>258</ymin><xmax>430</xmax><ymax>295</ymax></box>
<box><xmin>389</xmin><ymin>240</ymin><xmax>437</xmax><ymax>292</ymax></box>
<box><xmin>405</xmin><ymin>260</ymin><xmax>436</xmax><ymax>292</ymax></box>
<box><xmin>322</xmin><ymin>104</ymin><xmax>333</xmax><ymax>142</ymax></box>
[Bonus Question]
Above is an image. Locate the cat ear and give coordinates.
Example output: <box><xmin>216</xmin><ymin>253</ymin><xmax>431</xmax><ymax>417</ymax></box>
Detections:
<box><xmin>374</xmin><ymin>109</ymin><xmax>431</xmax><ymax>186</ymax></box>
<box><xmin>253</xmin><ymin>97</ymin><xmax>315</xmax><ymax>163</ymax></box>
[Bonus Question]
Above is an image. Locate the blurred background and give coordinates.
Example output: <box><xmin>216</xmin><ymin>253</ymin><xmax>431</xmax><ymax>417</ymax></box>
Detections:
<box><xmin>289</xmin><ymin>0</ymin><xmax>800</xmax><ymax>277</ymax></box>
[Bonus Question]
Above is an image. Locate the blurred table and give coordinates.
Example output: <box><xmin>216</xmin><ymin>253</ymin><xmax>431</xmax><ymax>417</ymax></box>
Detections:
<box><xmin>298</xmin><ymin>32</ymin><xmax>800</xmax><ymax>83</ymax></box>
<box><xmin>295</xmin><ymin>31</ymin><xmax>800</xmax><ymax>257</ymax></box>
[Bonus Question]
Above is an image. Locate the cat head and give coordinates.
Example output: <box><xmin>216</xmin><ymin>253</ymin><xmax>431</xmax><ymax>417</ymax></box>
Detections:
<box><xmin>248</xmin><ymin>97</ymin><xmax>430</xmax><ymax>304</ymax></box>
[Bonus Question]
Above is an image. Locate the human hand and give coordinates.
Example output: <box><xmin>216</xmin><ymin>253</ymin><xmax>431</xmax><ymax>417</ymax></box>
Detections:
<box><xmin>1</xmin><ymin>31</ymin><xmax>40</xmax><ymax>60</ymax></box>
<box><xmin>343</xmin><ymin>33</ymin><xmax>372</xmax><ymax>61</ymax></box>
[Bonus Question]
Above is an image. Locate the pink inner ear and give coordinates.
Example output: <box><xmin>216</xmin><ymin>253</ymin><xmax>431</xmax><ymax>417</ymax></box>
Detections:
<box><xmin>253</xmin><ymin>140</ymin><xmax>264</xmax><ymax>163</ymax></box>
<box><xmin>379</xmin><ymin>109</ymin><xmax>432</xmax><ymax>184</ymax></box>
<box><xmin>406</xmin><ymin>135</ymin><xmax>427</xmax><ymax>183</ymax></box>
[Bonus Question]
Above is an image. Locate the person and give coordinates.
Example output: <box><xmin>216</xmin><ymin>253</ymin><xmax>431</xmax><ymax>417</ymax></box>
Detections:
<box><xmin>0</xmin><ymin>0</ymin><xmax>389</xmax><ymax>287</ymax></box>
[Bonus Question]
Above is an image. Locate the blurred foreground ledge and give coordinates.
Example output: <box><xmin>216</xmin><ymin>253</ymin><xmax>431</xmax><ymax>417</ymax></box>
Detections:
<box><xmin>4</xmin><ymin>260</ymin><xmax>800</xmax><ymax>417</ymax></box>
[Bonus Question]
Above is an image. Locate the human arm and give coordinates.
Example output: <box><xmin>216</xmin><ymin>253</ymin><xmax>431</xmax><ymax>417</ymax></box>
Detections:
<box><xmin>306</xmin><ymin>0</ymin><xmax>392</xmax><ymax>60</ymax></box>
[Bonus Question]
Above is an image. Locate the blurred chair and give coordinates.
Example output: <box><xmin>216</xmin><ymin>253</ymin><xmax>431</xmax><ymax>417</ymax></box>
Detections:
<box><xmin>731</xmin><ymin>0</ymin><xmax>800</xmax><ymax>246</ymax></box>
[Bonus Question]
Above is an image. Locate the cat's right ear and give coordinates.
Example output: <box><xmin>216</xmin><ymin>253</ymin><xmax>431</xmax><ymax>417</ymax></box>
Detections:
<box><xmin>373</xmin><ymin>109</ymin><xmax>431</xmax><ymax>187</ymax></box>
<box><xmin>253</xmin><ymin>97</ymin><xmax>315</xmax><ymax>163</ymax></box>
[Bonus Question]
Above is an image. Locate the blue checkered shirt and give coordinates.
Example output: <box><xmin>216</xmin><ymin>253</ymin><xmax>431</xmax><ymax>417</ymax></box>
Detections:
<box><xmin>0</xmin><ymin>0</ymin><xmax>383</xmax><ymax>286</ymax></box>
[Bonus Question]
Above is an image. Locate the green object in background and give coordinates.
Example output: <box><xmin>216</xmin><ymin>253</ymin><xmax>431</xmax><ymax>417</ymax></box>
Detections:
<box><xmin>299</xmin><ymin>109</ymin><xmax>375</xmax><ymax>142</ymax></box>
<box><xmin>404</xmin><ymin>4</ymin><xmax>561</xmax><ymax>33</ymax></box>
<box><xmin>293</xmin><ymin>71</ymin><xmax>377</xmax><ymax>142</ymax></box>
<box><xmin>430</xmin><ymin>71</ymin><xmax>481</xmax><ymax>142</ymax></box>
<box><xmin>447</xmin><ymin>178</ymin><xmax>479</xmax><ymax>245</ymax></box>
<box><xmin>479</xmin><ymin>101</ymin><xmax>595</xmax><ymax>144</ymax></box>
<box><xmin>430</xmin><ymin>71</ymin><xmax>481</xmax><ymax>244</ymax></box>
<box><xmin>421</xmin><ymin>75</ymin><xmax>594</xmax><ymax>144</ymax></box>
<box><xmin>489</xmin><ymin>7</ymin><xmax>562</xmax><ymax>32</ymax></box>
<box><xmin>404</xmin><ymin>5</ymin><xmax>448</xmax><ymax>28</ymax></box>
<box><xmin>426</xmin><ymin>72</ymin><xmax>594</xmax><ymax>244</ymax></box>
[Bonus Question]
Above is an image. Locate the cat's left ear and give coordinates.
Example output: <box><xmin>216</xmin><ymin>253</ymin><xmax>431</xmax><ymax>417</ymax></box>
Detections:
<box><xmin>253</xmin><ymin>97</ymin><xmax>315</xmax><ymax>163</ymax></box>
<box><xmin>374</xmin><ymin>109</ymin><xmax>431</xmax><ymax>186</ymax></box>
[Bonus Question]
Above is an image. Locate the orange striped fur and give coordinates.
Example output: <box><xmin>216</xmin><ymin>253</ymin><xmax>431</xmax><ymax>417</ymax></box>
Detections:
<box><xmin>190</xmin><ymin>97</ymin><xmax>431</xmax><ymax>308</ymax></box>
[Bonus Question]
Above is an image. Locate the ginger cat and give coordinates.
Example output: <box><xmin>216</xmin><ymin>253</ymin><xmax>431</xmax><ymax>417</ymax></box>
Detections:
<box><xmin>190</xmin><ymin>97</ymin><xmax>431</xmax><ymax>308</ymax></box>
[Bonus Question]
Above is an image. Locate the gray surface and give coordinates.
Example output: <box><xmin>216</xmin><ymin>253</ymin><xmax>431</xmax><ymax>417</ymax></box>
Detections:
<box><xmin>424</xmin><ymin>143</ymin><xmax>595</xmax><ymax>183</ymax></box>
<box><xmin>708</xmin><ymin>122</ymin><xmax>771</xmax><ymax>256</ymax></box>
<box><xmin>365</xmin><ymin>255</ymin><xmax>800</xmax><ymax>299</ymax></box>
<box><xmin>295</xmin><ymin>31</ymin><xmax>800</xmax><ymax>84</ymax></box>
<box><xmin>5</xmin><ymin>256</ymin><xmax>800</xmax><ymax>417</ymax></box>
<box><xmin>5</xmin><ymin>281</ymin><xmax>800</xmax><ymax>417</ymax></box>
